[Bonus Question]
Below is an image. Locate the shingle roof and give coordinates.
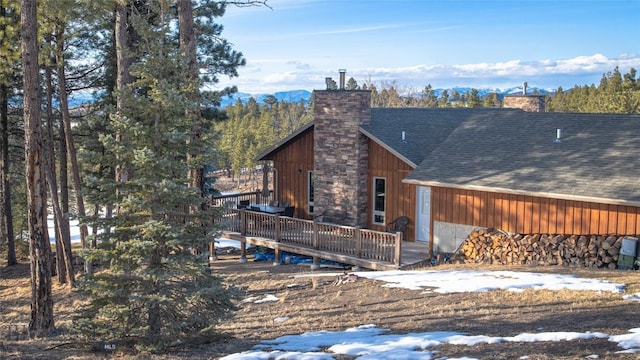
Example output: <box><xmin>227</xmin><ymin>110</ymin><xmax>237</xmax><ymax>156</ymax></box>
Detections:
<box><xmin>391</xmin><ymin>109</ymin><xmax>640</xmax><ymax>205</ymax></box>
<box><xmin>258</xmin><ymin>106</ymin><xmax>640</xmax><ymax>205</ymax></box>
<box><xmin>361</xmin><ymin>108</ymin><xmax>473</xmax><ymax>167</ymax></box>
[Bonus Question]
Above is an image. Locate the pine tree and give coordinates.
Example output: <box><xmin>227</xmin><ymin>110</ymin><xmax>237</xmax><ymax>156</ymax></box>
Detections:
<box><xmin>466</xmin><ymin>88</ymin><xmax>481</xmax><ymax>108</ymax></box>
<box><xmin>72</xmin><ymin>1</ymin><xmax>242</xmax><ymax>349</ymax></box>
<box><xmin>345</xmin><ymin>77</ymin><xmax>359</xmax><ymax>90</ymax></box>
<box><xmin>0</xmin><ymin>0</ymin><xmax>20</xmax><ymax>266</ymax></box>
<box><xmin>420</xmin><ymin>84</ymin><xmax>438</xmax><ymax>107</ymax></box>
<box><xmin>22</xmin><ymin>0</ymin><xmax>55</xmax><ymax>336</ymax></box>
<box><xmin>438</xmin><ymin>89</ymin><xmax>450</xmax><ymax>107</ymax></box>
<box><xmin>483</xmin><ymin>92</ymin><xmax>501</xmax><ymax>108</ymax></box>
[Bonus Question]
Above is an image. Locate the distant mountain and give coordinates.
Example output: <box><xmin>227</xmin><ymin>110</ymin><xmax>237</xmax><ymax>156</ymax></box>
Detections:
<box><xmin>426</xmin><ymin>86</ymin><xmax>553</xmax><ymax>100</ymax></box>
<box><xmin>67</xmin><ymin>86</ymin><xmax>553</xmax><ymax>109</ymax></box>
<box><xmin>220</xmin><ymin>87</ymin><xmax>553</xmax><ymax>107</ymax></box>
<box><xmin>220</xmin><ymin>90</ymin><xmax>312</xmax><ymax>107</ymax></box>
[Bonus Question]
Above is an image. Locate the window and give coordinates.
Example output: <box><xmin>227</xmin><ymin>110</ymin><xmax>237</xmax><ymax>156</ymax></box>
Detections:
<box><xmin>373</xmin><ymin>177</ymin><xmax>386</xmax><ymax>224</ymax></box>
<box><xmin>308</xmin><ymin>171</ymin><xmax>314</xmax><ymax>214</ymax></box>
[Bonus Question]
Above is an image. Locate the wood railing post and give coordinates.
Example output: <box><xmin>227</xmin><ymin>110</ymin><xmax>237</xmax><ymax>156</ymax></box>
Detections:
<box><xmin>355</xmin><ymin>226</ymin><xmax>362</xmax><ymax>258</ymax></box>
<box><xmin>240</xmin><ymin>209</ymin><xmax>246</xmax><ymax>235</ymax></box>
<box><xmin>312</xmin><ymin>219</ymin><xmax>318</xmax><ymax>249</ymax></box>
<box><xmin>275</xmin><ymin>215</ymin><xmax>281</xmax><ymax>243</ymax></box>
<box><xmin>272</xmin><ymin>214</ymin><xmax>281</xmax><ymax>265</ymax></box>
<box><xmin>394</xmin><ymin>232</ymin><xmax>403</xmax><ymax>265</ymax></box>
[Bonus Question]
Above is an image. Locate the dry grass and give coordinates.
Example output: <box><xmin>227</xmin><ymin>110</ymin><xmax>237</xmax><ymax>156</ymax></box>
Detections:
<box><xmin>2</xmin><ymin>252</ymin><xmax>640</xmax><ymax>359</ymax></box>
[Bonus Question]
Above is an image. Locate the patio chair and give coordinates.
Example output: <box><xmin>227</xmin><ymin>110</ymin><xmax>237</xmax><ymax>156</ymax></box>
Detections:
<box><xmin>386</xmin><ymin>216</ymin><xmax>409</xmax><ymax>234</ymax></box>
<box><xmin>282</xmin><ymin>206</ymin><xmax>295</xmax><ymax>217</ymax></box>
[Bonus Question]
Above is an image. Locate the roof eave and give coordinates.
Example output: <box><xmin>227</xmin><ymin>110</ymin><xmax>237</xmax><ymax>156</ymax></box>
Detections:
<box><xmin>402</xmin><ymin>179</ymin><xmax>640</xmax><ymax>207</ymax></box>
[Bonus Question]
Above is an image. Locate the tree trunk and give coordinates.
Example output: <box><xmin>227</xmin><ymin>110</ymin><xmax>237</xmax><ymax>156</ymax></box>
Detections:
<box><xmin>114</xmin><ymin>2</ymin><xmax>134</xmax><ymax>204</ymax></box>
<box><xmin>22</xmin><ymin>0</ymin><xmax>54</xmax><ymax>335</ymax></box>
<box><xmin>55</xmin><ymin>27</ymin><xmax>89</xmax><ymax>274</ymax></box>
<box><xmin>44</xmin><ymin>63</ymin><xmax>69</xmax><ymax>283</ymax></box>
<box><xmin>178</xmin><ymin>0</ymin><xmax>204</xmax><ymax>196</ymax></box>
<box><xmin>0</xmin><ymin>0</ymin><xmax>16</xmax><ymax>267</ymax></box>
<box><xmin>1</xmin><ymin>81</ymin><xmax>16</xmax><ymax>266</ymax></box>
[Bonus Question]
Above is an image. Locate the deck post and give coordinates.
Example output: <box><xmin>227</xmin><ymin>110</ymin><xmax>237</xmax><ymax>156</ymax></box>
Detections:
<box><xmin>394</xmin><ymin>232</ymin><xmax>403</xmax><ymax>265</ymax></box>
<box><xmin>273</xmin><ymin>214</ymin><xmax>282</xmax><ymax>265</ymax></box>
<box><xmin>240</xmin><ymin>209</ymin><xmax>246</xmax><ymax>235</ymax></box>
<box><xmin>275</xmin><ymin>215</ymin><xmax>281</xmax><ymax>243</ymax></box>
<box><xmin>273</xmin><ymin>247</ymin><xmax>282</xmax><ymax>266</ymax></box>
<box><xmin>310</xmin><ymin>256</ymin><xmax>320</xmax><ymax>270</ymax></box>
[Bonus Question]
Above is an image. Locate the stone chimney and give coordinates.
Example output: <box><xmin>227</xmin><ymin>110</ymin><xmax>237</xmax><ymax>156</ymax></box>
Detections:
<box><xmin>503</xmin><ymin>81</ymin><xmax>545</xmax><ymax>112</ymax></box>
<box><xmin>313</xmin><ymin>70</ymin><xmax>371</xmax><ymax>227</ymax></box>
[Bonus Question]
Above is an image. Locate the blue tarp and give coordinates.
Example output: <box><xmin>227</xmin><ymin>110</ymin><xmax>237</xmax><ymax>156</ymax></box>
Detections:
<box><xmin>253</xmin><ymin>247</ymin><xmax>349</xmax><ymax>268</ymax></box>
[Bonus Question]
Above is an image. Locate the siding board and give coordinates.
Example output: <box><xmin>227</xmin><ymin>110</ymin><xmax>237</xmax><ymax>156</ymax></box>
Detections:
<box><xmin>486</xmin><ymin>192</ymin><xmax>495</xmax><ymax>228</ymax></box>
<box><xmin>532</xmin><ymin>197</ymin><xmax>541</xmax><ymax>234</ymax></box>
<box><xmin>608</xmin><ymin>205</ymin><xmax>618</xmax><ymax>234</ymax></box>
<box><xmin>367</xmin><ymin>140</ymin><xmax>415</xmax><ymax>239</ymax></box>
<box><xmin>430</xmin><ymin>187</ymin><xmax>640</xmax><ymax>236</ymax></box>
<box><xmin>524</xmin><ymin>196</ymin><xmax>532</xmax><ymax>234</ymax></box>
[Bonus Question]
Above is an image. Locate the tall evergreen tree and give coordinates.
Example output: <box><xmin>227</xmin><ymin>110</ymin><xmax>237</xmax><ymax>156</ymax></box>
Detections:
<box><xmin>420</xmin><ymin>84</ymin><xmax>438</xmax><ymax>107</ymax></box>
<box><xmin>72</xmin><ymin>0</ymin><xmax>243</xmax><ymax>348</ymax></box>
<box><xmin>345</xmin><ymin>77</ymin><xmax>359</xmax><ymax>90</ymax></box>
<box><xmin>483</xmin><ymin>92</ymin><xmax>501</xmax><ymax>108</ymax></box>
<box><xmin>0</xmin><ymin>0</ymin><xmax>20</xmax><ymax>266</ymax></box>
<box><xmin>438</xmin><ymin>89</ymin><xmax>450</xmax><ymax>107</ymax></box>
<box><xmin>466</xmin><ymin>88</ymin><xmax>482</xmax><ymax>108</ymax></box>
<box><xmin>22</xmin><ymin>0</ymin><xmax>55</xmax><ymax>336</ymax></box>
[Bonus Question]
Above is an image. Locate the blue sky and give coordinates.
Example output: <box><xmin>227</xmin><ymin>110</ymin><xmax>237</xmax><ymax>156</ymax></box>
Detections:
<box><xmin>216</xmin><ymin>0</ymin><xmax>640</xmax><ymax>94</ymax></box>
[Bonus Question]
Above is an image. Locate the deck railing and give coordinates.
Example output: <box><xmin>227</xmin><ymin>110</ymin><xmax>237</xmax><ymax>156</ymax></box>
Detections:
<box><xmin>210</xmin><ymin>190</ymin><xmax>273</xmax><ymax>208</ymax></box>
<box><xmin>215</xmin><ymin>208</ymin><xmax>402</xmax><ymax>265</ymax></box>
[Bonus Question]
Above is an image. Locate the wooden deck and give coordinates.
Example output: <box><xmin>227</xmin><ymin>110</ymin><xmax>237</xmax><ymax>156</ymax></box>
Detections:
<box><xmin>212</xmin><ymin>208</ymin><xmax>431</xmax><ymax>270</ymax></box>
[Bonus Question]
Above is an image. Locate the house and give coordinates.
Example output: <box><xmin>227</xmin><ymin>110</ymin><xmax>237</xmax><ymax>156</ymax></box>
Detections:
<box><xmin>257</xmin><ymin>72</ymin><xmax>640</xmax><ymax>257</ymax></box>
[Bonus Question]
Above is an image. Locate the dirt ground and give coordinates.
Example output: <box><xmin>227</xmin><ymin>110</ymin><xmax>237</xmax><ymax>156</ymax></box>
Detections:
<box><xmin>2</xmin><ymin>251</ymin><xmax>640</xmax><ymax>359</ymax></box>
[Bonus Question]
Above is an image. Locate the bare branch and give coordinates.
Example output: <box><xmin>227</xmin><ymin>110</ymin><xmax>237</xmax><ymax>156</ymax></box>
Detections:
<box><xmin>223</xmin><ymin>0</ymin><xmax>272</xmax><ymax>10</ymax></box>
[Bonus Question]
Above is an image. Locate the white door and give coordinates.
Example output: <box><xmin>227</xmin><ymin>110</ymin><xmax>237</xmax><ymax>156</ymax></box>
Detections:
<box><xmin>416</xmin><ymin>186</ymin><xmax>431</xmax><ymax>242</ymax></box>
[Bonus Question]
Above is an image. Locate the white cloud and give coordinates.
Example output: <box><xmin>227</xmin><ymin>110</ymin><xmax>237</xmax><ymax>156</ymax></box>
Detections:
<box><xmin>217</xmin><ymin>54</ymin><xmax>640</xmax><ymax>94</ymax></box>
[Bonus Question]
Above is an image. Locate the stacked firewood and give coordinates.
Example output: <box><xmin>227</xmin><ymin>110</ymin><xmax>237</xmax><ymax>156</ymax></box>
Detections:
<box><xmin>448</xmin><ymin>228</ymin><xmax>624</xmax><ymax>268</ymax></box>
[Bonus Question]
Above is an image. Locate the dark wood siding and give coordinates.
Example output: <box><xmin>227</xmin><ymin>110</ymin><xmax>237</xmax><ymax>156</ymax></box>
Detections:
<box><xmin>271</xmin><ymin>129</ymin><xmax>314</xmax><ymax>219</ymax></box>
<box><xmin>431</xmin><ymin>186</ymin><xmax>640</xmax><ymax>236</ymax></box>
<box><xmin>367</xmin><ymin>141</ymin><xmax>416</xmax><ymax>240</ymax></box>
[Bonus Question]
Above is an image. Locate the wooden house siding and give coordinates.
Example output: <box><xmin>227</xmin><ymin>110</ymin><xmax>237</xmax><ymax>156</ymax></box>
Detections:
<box><xmin>367</xmin><ymin>140</ymin><xmax>416</xmax><ymax>240</ymax></box>
<box><xmin>431</xmin><ymin>186</ymin><xmax>640</xmax><ymax>236</ymax></box>
<box><xmin>271</xmin><ymin>128</ymin><xmax>315</xmax><ymax>219</ymax></box>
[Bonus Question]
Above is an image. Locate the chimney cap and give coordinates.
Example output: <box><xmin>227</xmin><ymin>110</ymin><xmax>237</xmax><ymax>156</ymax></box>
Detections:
<box><xmin>338</xmin><ymin>69</ymin><xmax>346</xmax><ymax>90</ymax></box>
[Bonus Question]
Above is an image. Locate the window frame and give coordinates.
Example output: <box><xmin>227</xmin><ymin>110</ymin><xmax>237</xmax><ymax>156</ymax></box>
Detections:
<box><xmin>372</xmin><ymin>177</ymin><xmax>386</xmax><ymax>225</ymax></box>
<box><xmin>307</xmin><ymin>170</ymin><xmax>314</xmax><ymax>214</ymax></box>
